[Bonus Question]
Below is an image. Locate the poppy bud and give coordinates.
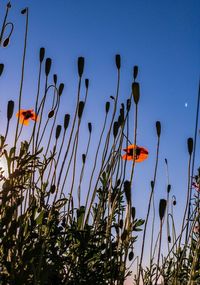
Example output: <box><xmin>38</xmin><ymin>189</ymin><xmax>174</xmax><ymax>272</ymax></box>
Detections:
<box><xmin>58</xmin><ymin>83</ymin><xmax>64</xmax><ymax>96</ymax></box>
<box><xmin>82</xmin><ymin>154</ymin><xmax>86</xmax><ymax>164</ymax></box>
<box><xmin>53</xmin><ymin>74</ymin><xmax>57</xmax><ymax>85</ymax></box>
<box><xmin>55</xmin><ymin>125</ymin><xmax>62</xmax><ymax>139</ymax></box>
<box><xmin>48</xmin><ymin>110</ymin><xmax>54</xmax><ymax>118</ymax></box>
<box><xmin>165</xmin><ymin>158</ymin><xmax>168</xmax><ymax>164</ymax></box>
<box><xmin>119</xmin><ymin>219</ymin><xmax>123</xmax><ymax>229</ymax></box>
<box><xmin>21</xmin><ymin>8</ymin><xmax>27</xmax><ymax>14</ymax></box>
<box><xmin>187</xmin><ymin>137</ymin><xmax>193</xmax><ymax>156</ymax></box>
<box><xmin>124</xmin><ymin>180</ymin><xmax>131</xmax><ymax>204</ymax></box>
<box><xmin>85</xmin><ymin>78</ymin><xmax>89</xmax><ymax>89</ymax></box>
<box><xmin>173</xmin><ymin>199</ymin><xmax>176</xmax><ymax>206</ymax></box>
<box><xmin>0</xmin><ymin>64</ymin><xmax>4</xmax><ymax>76</ymax></box>
<box><xmin>39</xmin><ymin>47</ymin><xmax>45</xmax><ymax>63</ymax></box>
<box><xmin>3</xmin><ymin>38</ymin><xmax>9</xmax><ymax>47</ymax></box>
<box><xmin>7</xmin><ymin>2</ymin><xmax>11</xmax><ymax>8</ymax></box>
<box><xmin>7</xmin><ymin>100</ymin><xmax>14</xmax><ymax>120</ymax></box>
<box><xmin>151</xmin><ymin>180</ymin><xmax>154</xmax><ymax>189</ymax></box>
<box><xmin>120</xmin><ymin>104</ymin><xmax>124</xmax><ymax>117</ymax></box>
<box><xmin>88</xmin><ymin>122</ymin><xmax>92</xmax><ymax>133</ymax></box>
<box><xmin>156</xmin><ymin>121</ymin><xmax>161</xmax><ymax>137</ymax></box>
<box><xmin>116</xmin><ymin>179</ymin><xmax>121</xmax><ymax>187</ymax></box>
<box><xmin>131</xmin><ymin>207</ymin><xmax>136</xmax><ymax>221</ymax></box>
<box><xmin>126</xmin><ymin>99</ymin><xmax>131</xmax><ymax>111</ymax></box>
<box><xmin>167</xmin><ymin>184</ymin><xmax>171</xmax><ymax>193</ymax></box>
<box><xmin>45</xmin><ymin>58</ymin><xmax>52</xmax><ymax>76</ymax></box>
<box><xmin>133</xmin><ymin>65</ymin><xmax>138</xmax><ymax>81</ymax></box>
<box><xmin>168</xmin><ymin>235</ymin><xmax>171</xmax><ymax>243</ymax></box>
<box><xmin>128</xmin><ymin>251</ymin><xmax>134</xmax><ymax>261</ymax></box>
<box><xmin>118</xmin><ymin>112</ymin><xmax>124</xmax><ymax>126</ymax></box>
<box><xmin>113</xmin><ymin>121</ymin><xmax>119</xmax><ymax>138</ymax></box>
<box><xmin>115</xmin><ymin>54</ymin><xmax>121</xmax><ymax>70</ymax></box>
<box><xmin>105</xmin><ymin>101</ymin><xmax>110</xmax><ymax>113</ymax></box>
<box><xmin>118</xmin><ymin>115</ymin><xmax>123</xmax><ymax>127</ymax></box>
<box><xmin>78</xmin><ymin>101</ymin><xmax>84</xmax><ymax>119</ymax></box>
<box><xmin>132</xmin><ymin>82</ymin><xmax>140</xmax><ymax>105</ymax></box>
<box><xmin>64</xmin><ymin>114</ymin><xmax>70</xmax><ymax>130</ymax></box>
<box><xmin>78</xmin><ymin>57</ymin><xmax>84</xmax><ymax>77</ymax></box>
<box><xmin>159</xmin><ymin>199</ymin><xmax>167</xmax><ymax>220</ymax></box>
<box><xmin>50</xmin><ymin>184</ymin><xmax>56</xmax><ymax>194</ymax></box>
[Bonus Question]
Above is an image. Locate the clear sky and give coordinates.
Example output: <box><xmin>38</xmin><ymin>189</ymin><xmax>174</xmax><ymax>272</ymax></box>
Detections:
<box><xmin>0</xmin><ymin>0</ymin><xmax>200</xmax><ymax>283</ymax></box>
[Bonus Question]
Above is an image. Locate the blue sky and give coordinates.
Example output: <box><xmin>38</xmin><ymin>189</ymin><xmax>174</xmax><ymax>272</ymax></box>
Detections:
<box><xmin>0</xmin><ymin>0</ymin><xmax>199</xmax><ymax>283</ymax></box>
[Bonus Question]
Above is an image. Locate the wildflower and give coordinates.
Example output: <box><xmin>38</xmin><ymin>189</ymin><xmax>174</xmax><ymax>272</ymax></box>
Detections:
<box><xmin>122</xmin><ymin>144</ymin><xmax>148</xmax><ymax>162</ymax></box>
<box><xmin>16</xmin><ymin>109</ymin><xmax>38</xmax><ymax>126</ymax></box>
<box><xmin>192</xmin><ymin>182</ymin><xmax>200</xmax><ymax>192</ymax></box>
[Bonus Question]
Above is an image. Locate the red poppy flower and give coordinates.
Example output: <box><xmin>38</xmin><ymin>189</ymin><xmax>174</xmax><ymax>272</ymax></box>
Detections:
<box><xmin>122</xmin><ymin>144</ymin><xmax>148</xmax><ymax>162</ymax></box>
<box><xmin>16</xmin><ymin>109</ymin><xmax>38</xmax><ymax>126</ymax></box>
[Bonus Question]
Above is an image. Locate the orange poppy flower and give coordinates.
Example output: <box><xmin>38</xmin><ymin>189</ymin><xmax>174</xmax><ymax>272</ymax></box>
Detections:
<box><xmin>16</xmin><ymin>109</ymin><xmax>38</xmax><ymax>126</ymax></box>
<box><xmin>122</xmin><ymin>144</ymin><xmax>148</xmax><ymax>162</ymax></box>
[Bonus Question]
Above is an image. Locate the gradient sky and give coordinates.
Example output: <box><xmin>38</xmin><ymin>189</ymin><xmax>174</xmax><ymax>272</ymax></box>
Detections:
<box><xmin>0</xmin><ymin>0</ymin><xmax>200</xmax><ymax>283</ymax></box>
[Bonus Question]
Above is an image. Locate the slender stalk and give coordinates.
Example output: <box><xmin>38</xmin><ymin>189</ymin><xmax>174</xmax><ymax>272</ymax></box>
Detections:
<box><xmin>57</xmin><ymin>77</ymin><xmax>82</xmax><ymax>189</ymax></box>
<box><xmin>137</xmin><ymin>133</ymin><xmax>160</xmax><ymax>285</ymax></box>
<box><xmin>14</xmin><ymin>8</ymin><xmax>29</xmax><ymax>151</ymax></box>
<box><xmin>186</xmin><ymin>81</ymin><xmax>200</xmax><ymax>241</ymax></box>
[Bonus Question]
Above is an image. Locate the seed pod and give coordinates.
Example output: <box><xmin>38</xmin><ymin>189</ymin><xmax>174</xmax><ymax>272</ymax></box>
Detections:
<box><xmin>7</xmin><ymin>100</ymin><xmax>14</xmax><ymax>120</ymax></box>
<box><xmin>64</xmin><ymin>114</ymin><xmax>70</xmax><ymax>130</ymax></box>
<box><xmin>165</xmin><ymin>158</ymin><xmax>168</xmax><ymax>164</ymax></box>
<box><xmin>0</xmin><ymin>64</ymin><xmax>4</xmax><ymax>76</ymax></box>
<box><xmin>126</xmin><ymin>99</ymin><xmax>131</xmax><ymax>111</ymax></box>
<box><xmin>115</xmin><ymin>54</ymin><xmax>121</xmax><ymax>70</ymax></box>
<box><xmin>50</xmin><ymin>185</ymin><xmax>56</xmax><ymax>194</ymax></box>
<box><xmin>58</xmin><ymin>83</ymin><xmax>64</xmax><ymax>96</ymax></box>
<box><xmin>156</xmin><ymin>121</ymin><xmax>161</xmax><ymax>137</ymax></box>
<box><xmin>45</xmin><ymin>58</ymin><xmax>52</xmax><ymax>76</ymax></box>
<box><xmin>55</xmin><ymin>125</ymin><xmax>62</xmax><ymax>139</ymax></box>
<box><xmin>40</xmin><ymin>47</ymin><xmax>45</xmax><ymax>63</ymax></box>
<box><xmin>173</xmin><ymin>199</ymin><xmax>177</xmax><ymax>206</ymax></box>
<box><xmin>21</xmin><ymin>8</ymin><xmax>27</xmax><ymax>14</ymax></box>
<box><xmin>133</xmin><ymin>65</ymin><xmax>138</xmax><ymax>81</ymax></box>
<box><xmin>132</xmin><ymin>82</ymin><xmax>140</xmax><ymax>105</ymax></box>
<box><xmin>168</xmin><ymin>235</ymin><xmax>171</xmax><ymax>243</ymax></box>
<box><xmin>48</xmin><ymin>110</ymin><xmax>54</xmax><ymax>118</ymax></box>
<box><xmin>7</xmin><ymin>2</ymin><xmax>11</xmax><ymax>8</ymax></box>
<box><xmin>3</xmin><ymin>38</ymin><xmax>9</xmax><ymax>47</ymax></box>
<box><xmin>124</xmin><ymin>180</ymin><xmax>131</xmax><ymax>204</ymax></box>
<box><xmin>131</xmin><ymin>207</ymin><xmax>136</xmax><ymax>221</ymax></box>
<box><xmin>88</xmin><ymin>122</ymin><xmax>92</xmax><ymax>133</ymax></box>
<box><xmin>167</xmin><ymin>184</ymin><xmax>171</xmax><ymax>193</ymax></box>
<box><xmin>113</xmin><ymin>121</ymin><xmax>119</xmax><ymax>138</ymax></box>
<box><xmin>105</xmin><ymin>101</ymin><xmax>110</xmax><ymax>113</ymax></box>
<box><xmin>53</xmin><ymin>74</ymin><xmax>57</xmax><ymax>85</ymax></box>
<box><xmin>82</xmin><ymin>154</ymin><xmax>86</xmax><ymax>164</ymax></box>
<box><xmin>151</xmin><ymin>180</ymin><xmax>154</xmax><ymax>189</ymax></box>
<box><xmin>187</xmin><ymin>137</ymin><xmax>193</xmax><ymax>156</ymax></box>
<box><xmin>128</xmin><ymin>251</ymin><xmax>134</xmax><ymax>261</ymax></box>
<box><xmin>78</xmin><ymin>57</ymin><xmax>84</xmax><ymax>77</ymax></box>
<box><xmin>85</xmin><ymin>78</ymin><xmax>89</xmax><ymax>89</ymax></box>
<box><xmin>78</xmin><ymin>101</ymin><xmax>84</xmax><ymax>118</ymax></box>
<box><xmin>159</xmin><ymin>199</ymin><xmax>167</xmax><ymax>220</ymax></box>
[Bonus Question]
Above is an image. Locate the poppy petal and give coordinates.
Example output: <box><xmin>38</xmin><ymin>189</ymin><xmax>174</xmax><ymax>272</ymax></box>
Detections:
<box><xmin>122</xmin><ymin>144</ymin><xmax>148</xmax><ymax>162</ymax></box>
